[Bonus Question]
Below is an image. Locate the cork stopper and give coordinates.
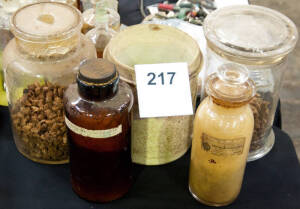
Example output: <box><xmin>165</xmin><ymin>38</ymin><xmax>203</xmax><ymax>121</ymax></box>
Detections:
<box><xmin>78</xmin><ymin>58</ymin><xmax>118</xmax><ymax>86</ymax></box>
<box><xmin>77</xmin><ymin>58</ymin><xmax>119</xmax><ymax>100</ymax></box>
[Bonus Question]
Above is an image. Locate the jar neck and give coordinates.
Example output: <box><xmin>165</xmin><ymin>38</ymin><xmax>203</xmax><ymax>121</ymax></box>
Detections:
<box><xmin>209</xmin><ymin>95</ymin><xmax>250</xmax><ymax>108</ymax></box>
<box><xmin>14</xmin><ymin>32</ymin><xmax>81</xmax><ymax>60</ymax></box>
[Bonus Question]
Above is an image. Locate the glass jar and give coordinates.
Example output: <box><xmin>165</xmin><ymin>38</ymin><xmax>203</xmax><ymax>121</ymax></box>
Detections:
<box><xmin>0</xmin><ymin>23</ymin><xmax>13</xmax><ymax>106</ymax></box>
<box><xmin>82</xmin><ymin>7</ymin><xmax>120</xmax><ymax>34</ymax></box>
<box><xmin>0</xmin><ymin>0</ymin><xmax>23</xmax><ymax>106</ymax></box>
<box><xmin>189</xmin><ymin>63</ymin><xmax>255</xmax><ymax>206</ymax></box>
<box><xmin>85</xmin><ymin>5</ymin><xmax>116</xmax><ymax>58</ymax></box>
<box><xmin>203</xmin><ymin>5</ymin><xmax>298</xmax><ymax>161</ymax></box>
<box><xmin>80</xmin><ymin>0</ymin><xmax>118</xmax><ymax>13</ymax></box>
<box><xmin>104</xmin><ymin>24</ymin><xmax>203</xmax><ymax>165</ymax></box>
<box><xmin>2</xmin><ymin>2</ymin><xmax>96</xmax><ymax>164</ymax></box>
<box><xmin>0</xmin><ymin>0</ymin><xmax>81</xmax><ymax>106</ymax></box>
<box><xmin>64</xmin><ymin>59</ymin><xmax>133</xmax><ymax>202</ymax></box>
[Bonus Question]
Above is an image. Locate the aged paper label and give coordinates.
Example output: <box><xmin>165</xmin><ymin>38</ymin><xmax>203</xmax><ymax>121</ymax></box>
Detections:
<box><xmin>65</xmin><ymin>117</ymin><xmax>122</xmax><ymax>139</ymax></box>
<box><xmin>202</xmin><ymin>133</ymin><xmax>245</xmax><ymax>156</ymax></box>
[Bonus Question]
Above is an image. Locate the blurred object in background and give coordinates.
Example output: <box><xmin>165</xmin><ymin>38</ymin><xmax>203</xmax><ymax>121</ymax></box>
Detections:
<box><xmin>80</xmin><ymin>0</ymin><xmax>118</xmax><ymax>12</ymax></box>
<box><xmin>85</xmin><ymin>2</ymin><xmax>117</xmax><ymax>58</ymax></box>
<box><xmin>82</xmin><ymin>7</ymin><xmax>120</xmax><ymax>34</ymax></box>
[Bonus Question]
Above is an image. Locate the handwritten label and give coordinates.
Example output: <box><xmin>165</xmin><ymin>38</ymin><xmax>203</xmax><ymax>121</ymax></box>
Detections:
<box><xmin>65</xmin><ymin>117</ymin><xmax>122</xmax><ymax>138</ymax></box>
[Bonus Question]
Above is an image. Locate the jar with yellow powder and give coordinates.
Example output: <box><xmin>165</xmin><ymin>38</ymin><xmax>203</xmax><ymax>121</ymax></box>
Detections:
<box><xmin>189</xmin><ymin>63</ymin><xmax>255</xmax><ymax>206</ymax></box>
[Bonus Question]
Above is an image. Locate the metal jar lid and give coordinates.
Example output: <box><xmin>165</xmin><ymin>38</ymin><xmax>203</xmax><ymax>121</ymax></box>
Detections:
<box><xmin>204</xmin><ymin>5</ymin><xmax>298</xmax><ymax>65</ymax></box>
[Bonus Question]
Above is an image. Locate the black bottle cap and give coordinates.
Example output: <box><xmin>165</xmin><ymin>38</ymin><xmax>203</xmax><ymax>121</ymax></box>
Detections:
<box><xmin>77</xmin><ymin>58</ymin><xmax>119</xmax><ymax>101</ymax></box>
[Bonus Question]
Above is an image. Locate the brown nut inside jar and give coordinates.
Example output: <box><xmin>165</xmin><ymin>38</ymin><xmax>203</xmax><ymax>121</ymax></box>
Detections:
<box><xmin>249</xmin><ymin>93</ymin><xmax>272</xmax><ymax>152</ymax></box>
<box><xmin>11</xmin><ymin>81</ymin><xmax>68</xmax><ymax>164</ymax></box>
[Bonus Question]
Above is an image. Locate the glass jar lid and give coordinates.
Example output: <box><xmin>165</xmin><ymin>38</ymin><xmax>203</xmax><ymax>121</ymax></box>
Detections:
<box><xmin>11</xmin><ymin>2</ymin><xmax>82</xmax><ymax>41</ymax></box>
<box><xmin>206</xmin><ymin>63</ymin><xmax>256</xmax><ymax>107</ymax></box>
<box><xmin>204</xmin><ymin>5</ymin><xmax>298</xmax><ymax>64</ymax></box>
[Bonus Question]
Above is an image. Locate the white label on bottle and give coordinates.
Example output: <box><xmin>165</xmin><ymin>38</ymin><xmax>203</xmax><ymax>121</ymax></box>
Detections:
<box><xmin>65</xmin><ymin>117</ymin><xmax>122</xmax><ymax>138</ymax></box>
<box><xmin>134</xmin><ymin>62</ymin><xmax>193</xmax><ymax>118</ymax></box>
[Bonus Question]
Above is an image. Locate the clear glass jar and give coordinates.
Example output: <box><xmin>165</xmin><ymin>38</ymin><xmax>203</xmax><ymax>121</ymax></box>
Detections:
<box><xmin>203</xmin><ymin>5</ymin><xmax>298</xmax><ymax>161</ymax></box>
<box><xmin>104</xmin><ymin>24</ymin><xmax>203</xmax><ymax>165</ymax></box>
<box><xmin>80</xmin><ymin>0</ymin><xmax>118</xmax><ymax>13</ymax></box>
<box><xmin>2</xmin><ymin>2</ymin><xmax>96</xmax><ymax>164</ymax></box>
<box><xmin>189</xmin><ymin>63</ymin><xmax>255</xmax><ymax>206</ymax></box>
<box><xmin>0</xmin><ymin>0</ymin><xmax>24</xmax><ymax>106</ymax></box>
<box><xmin>82</xmin><ymin>7</ymin><xmax>120</xmax><ymax>34</ymax></box>
<box><xmin>0</xmin><ymin>26</ymin><xmax>13</xmax><ymax>106</ymax></box>
<box><xmin>64</xmin><ymin>59</ymin><xmax>133</xmax><ymax>202</ymax></box>
<box><xmin>85</xmin><ymin>7</ymin><xmax>116</xmax><ymax>58</ymax></box>
<box><xmin>0</xmin><ymin>0</ymin><xmax>81</xmax><ymax>106</ymax></box>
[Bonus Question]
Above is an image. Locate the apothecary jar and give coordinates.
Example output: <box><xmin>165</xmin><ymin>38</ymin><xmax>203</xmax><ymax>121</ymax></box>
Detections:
<box><xmin>2</xmin><ymin>2</ymin><xmax>96</xmax><ymax>164</ymax></box>
<box><xmin>203</xmin><ymin>5</ymin><xmax>298</xmax><ymax>161</ymax></box>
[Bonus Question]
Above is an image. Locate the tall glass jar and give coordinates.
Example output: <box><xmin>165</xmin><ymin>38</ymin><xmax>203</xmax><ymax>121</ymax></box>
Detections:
<box><xmin>203</xmin><ymin>5</ymin><xmax>298</xmax><ymax>161</ymax></box>
<box><xmin>189</xmin><ymin>63</ymin><xmax>255</xmax><ymax>206</ymax></box>
<box><xmin>2</xmin><ymin>2</ymin><xmax>96</xmax><ymax>164</ymax></box>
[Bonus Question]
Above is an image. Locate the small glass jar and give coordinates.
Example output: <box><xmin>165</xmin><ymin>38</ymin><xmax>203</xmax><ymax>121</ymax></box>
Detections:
<box><xmin>64</xmin><ymin>59</ymin><xmax>133</xmax><ymax>202</ymax></box>
<box><xmin>203</xmin><ymin>5</ymin><xmax>298</xmax><ymax>161</ymax></box>
<box><xmin>82</xmin><ymin>7</ymin><xmax>120</xmax><ymax>34</ymax></box>
<box><xmin>2</xmin><ymin>2</ymin><xmax>96</xmax><ymax>164</ymax></box>
<box><xmin>85</xmin><ymin>6</ymin><xmax>116</xmax><ymax>58</ymax></box>
<box><xmin>189</xmin><ymin>63</ymin><xmax>255</xmax><ymax>206</ymax></box>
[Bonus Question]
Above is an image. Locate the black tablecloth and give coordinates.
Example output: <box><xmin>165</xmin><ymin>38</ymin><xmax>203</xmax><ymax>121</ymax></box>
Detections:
<box><xmin>0</xmin><ymin>106</ymin><xmax>299</xmax><ymax>209</ymax></box>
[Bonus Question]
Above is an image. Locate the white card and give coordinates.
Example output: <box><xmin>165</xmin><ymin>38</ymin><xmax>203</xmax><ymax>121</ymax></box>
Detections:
<box><xmin>134</xmin><ymin>63</ymin><xmax>194</xmax><ymax>118</ymax></box>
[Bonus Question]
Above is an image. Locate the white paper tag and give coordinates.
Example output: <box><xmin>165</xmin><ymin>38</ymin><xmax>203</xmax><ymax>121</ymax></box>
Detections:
<box><xmin>135</xmin><ymin>62</ymin><xmax>194</xmax><ymax>118</ymax></box>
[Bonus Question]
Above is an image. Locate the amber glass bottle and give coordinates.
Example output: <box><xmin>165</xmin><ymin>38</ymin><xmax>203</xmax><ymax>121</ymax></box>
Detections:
<box><xmin>64</xmin><ymin>58</ymin><xmax>133</xmax><ymax>202</ymax></box>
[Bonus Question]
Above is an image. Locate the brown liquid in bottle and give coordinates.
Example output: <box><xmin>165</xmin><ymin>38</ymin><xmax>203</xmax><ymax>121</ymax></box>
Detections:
<box><xmin>96</xmin><ymin>49</ymin><xmax>103</xmax><ymax>58</ymax></box>
<box><xmin>64</xmin><ymin>59</ymin><xmax>133</xmax><ymax>202</ymax></box>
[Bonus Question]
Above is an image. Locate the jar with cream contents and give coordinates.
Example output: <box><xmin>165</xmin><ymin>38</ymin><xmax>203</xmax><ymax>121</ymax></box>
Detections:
<box><xmin>2</xmin><ymin>2</ymin><xmax>96</xmax><ymax>164</ymax></box>
<box><xmin>189</xmin><ymin>63</ymin><xmax>255</xmax><ymax>206</ymax></box>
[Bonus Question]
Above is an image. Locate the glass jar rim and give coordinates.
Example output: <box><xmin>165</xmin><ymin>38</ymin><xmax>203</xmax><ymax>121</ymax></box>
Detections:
<box><xmin>10</xmin><ymin>2</ymin><xmax>82</xmax><ymax>42</ymax></box>
<box><xmin>204</xmin><ymin>5</ymin><xmax>298</xmax><ymax>64</ymax></box>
